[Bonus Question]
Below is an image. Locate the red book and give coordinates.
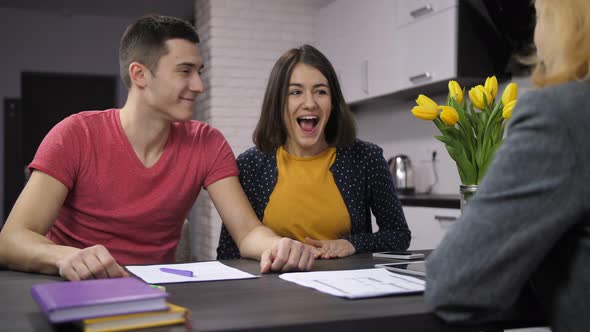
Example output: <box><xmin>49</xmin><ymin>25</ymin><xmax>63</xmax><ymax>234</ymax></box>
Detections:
<box><xmin>31</xmin><ymin>277</ymin><xmax>168</xmax><ymax>323</ymax></box>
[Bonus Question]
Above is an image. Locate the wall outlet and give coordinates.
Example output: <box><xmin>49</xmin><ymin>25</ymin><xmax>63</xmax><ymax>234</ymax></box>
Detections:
<box><xmin>419</xmin><ymin>146</ymin><xmax>438</xmax><ymax>163</ymax></box>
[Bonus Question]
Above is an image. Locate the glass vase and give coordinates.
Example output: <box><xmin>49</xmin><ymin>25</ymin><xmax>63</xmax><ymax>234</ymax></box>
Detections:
<box><xmin>459</xmin><ymin>184</ymin><xmax>479</xmax><ymax>213</ymax></box>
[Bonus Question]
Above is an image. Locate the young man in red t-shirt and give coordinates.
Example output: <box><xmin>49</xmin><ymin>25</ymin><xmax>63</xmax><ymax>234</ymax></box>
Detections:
<box><xmin>0</xmin><ymin>15</ymin><xmax>316</xmax><ymax>280</ymax></box>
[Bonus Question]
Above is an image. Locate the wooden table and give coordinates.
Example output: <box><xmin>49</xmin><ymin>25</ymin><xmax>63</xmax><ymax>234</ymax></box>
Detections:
<box><xmin>0</xmin><ymin>253</ymin><xmax>542</xmax><ymax>331</ymax></box>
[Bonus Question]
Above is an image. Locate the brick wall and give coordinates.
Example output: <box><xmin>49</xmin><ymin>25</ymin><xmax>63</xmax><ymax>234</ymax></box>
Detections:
<box><xmin>190</xmin><ymin>0</ymin><xmax>324</xmax><ymax>260</ymax></box>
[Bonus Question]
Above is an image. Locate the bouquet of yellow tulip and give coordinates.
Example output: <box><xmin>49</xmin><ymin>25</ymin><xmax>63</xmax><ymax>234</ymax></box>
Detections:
<box><xmin>411</xmin><ymin>76</ymin><xmax>518</xmax><ymax>185</ymax></box>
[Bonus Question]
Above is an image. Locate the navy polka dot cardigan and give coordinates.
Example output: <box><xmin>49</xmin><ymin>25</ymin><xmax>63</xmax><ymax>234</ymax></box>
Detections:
<box><xmin>217</xmin><ymin>139</ymin><xmax>411</xmax><ymax>259</ymax></box>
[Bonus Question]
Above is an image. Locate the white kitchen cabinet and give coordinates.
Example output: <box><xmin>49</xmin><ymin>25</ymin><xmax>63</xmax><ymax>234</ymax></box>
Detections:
<box><xmin>402</xmin><ymin>206</ymin><xmax>460</xmax><ymax>250</ymax></box>
<box><xmin>315</xmin><ymin>0</ymin><xmax>398</xmax><ymax>104</ymax></box>
<box><xmin>394</xmin><ymin>5</ymin><xmax>458</xmax><ymax>90</ymax></box>
<box><xmin>394</xmin><ymin>0</ymin><xmax>508</xmax><ymax>92</ymax></box>
<box><xmin>315</xmin><ymin>0</ymin><xmax>459</xmax><ymax>103</ymax></box>
<box><xmin>370</xmin><ymin>205</ymin><xmax>459</xmax><ymax>250</ymax></box>
<box><xmin>315</xmin><ymin>0</ymin><xmax>506</xmax><ymax>103</ymax></box>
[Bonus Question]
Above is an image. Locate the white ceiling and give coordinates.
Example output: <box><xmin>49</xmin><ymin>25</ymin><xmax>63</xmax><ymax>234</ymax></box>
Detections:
<box><xmin>0</xmin><ymin>0</ymin><xmax>195</xmax><ymax>21</ymax></box>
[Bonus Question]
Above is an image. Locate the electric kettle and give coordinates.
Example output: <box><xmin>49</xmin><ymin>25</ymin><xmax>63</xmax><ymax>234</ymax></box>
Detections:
<box><xmin>388</xmin><ymin>155</ymin><xmax>415</xmax><ymax>195</ymax></box>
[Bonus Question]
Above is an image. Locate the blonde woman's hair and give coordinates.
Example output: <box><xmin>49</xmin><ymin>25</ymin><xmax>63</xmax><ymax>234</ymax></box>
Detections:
<box><xmin>530</xmin><ymin>0</ymin><xmax>590</xmax><ymax>87</ymax></box>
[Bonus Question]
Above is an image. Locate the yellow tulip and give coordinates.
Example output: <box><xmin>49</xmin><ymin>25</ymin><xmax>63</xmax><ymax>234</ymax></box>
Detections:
<box><xmin>439</xmin><ymin>106</ymin><xmax>459</xmax><ymax>126</ymax></box>
<box><xmin>502</xmin><ymin>100</ymin><xmax>517</xmax><ymax>119</ymax></box>
<box><xmin>484</xmin><ymin>76</ymin><xmax>498</xmax><ymax>99</ymax></box>
<box><xmin>416</xmin><ymin>94</ymin><xmax>439</xmax><ymax>112</ymax></box>
<box><xmin>448</xmin><ymin>80</ymin><xmax>463</xmax><ymax>103</ymax></box>
<box><xmin>501</xmin><ymin>82</ymin><xmax>518</xmax><ymax>106</ymax></box>
<box><xmin>469</xmin><ymin>85</ymin><xmax>492</xmax><ymax>110</ymax></box>
<box><xmin>411</xmin><ymin>105</ymin><xmax>438</xmax><ymax>120</ymax></box>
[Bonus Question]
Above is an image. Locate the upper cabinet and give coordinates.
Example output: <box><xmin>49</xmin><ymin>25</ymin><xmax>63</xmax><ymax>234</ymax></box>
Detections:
<box><xmin>314</xmin><ymin>0</ymin><xmax>510</xmax><ymax>105</ymax></box>
<box><xmin>314</xmin><ymin>0</ymin><xmax>397</xmax><ymax>104</ymax></box>
<box><xmin>394</xmin><ymin>1</ymin><xmax>458</xmax><ymax>91</ymax></box>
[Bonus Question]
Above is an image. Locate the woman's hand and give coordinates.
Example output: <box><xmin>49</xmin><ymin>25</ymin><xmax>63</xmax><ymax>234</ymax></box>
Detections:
<box><xmin>259</xmin><ymin>238</ymin><xmax>318</xmax><ymax>273</ymax></box>
<box><xmin>304</xmin><ymin>238</ymin><xmax>356</xmax><ymax>259</ymax></box>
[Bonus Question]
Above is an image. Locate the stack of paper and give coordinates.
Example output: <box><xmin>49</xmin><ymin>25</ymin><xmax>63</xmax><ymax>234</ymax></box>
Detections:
<box><xmin>126</xmin><ymin>261</ymin><xmax>258</xmax><ymax>284</ymax></box>
<box><xmin>279</xmin><ymin>268</ymin><xmax>425</xmax><ymax>299</ymax></box>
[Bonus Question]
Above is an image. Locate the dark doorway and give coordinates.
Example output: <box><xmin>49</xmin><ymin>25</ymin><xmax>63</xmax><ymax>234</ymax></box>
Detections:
<box><xmin>3</xmin><ymin>72</ymin><xmax>116</xmax><ymax>221</ymax></box>
<box><xmin>3</xmin><ymin>99</ymin><xmax>24</xmax><ymax>223</ymax></box>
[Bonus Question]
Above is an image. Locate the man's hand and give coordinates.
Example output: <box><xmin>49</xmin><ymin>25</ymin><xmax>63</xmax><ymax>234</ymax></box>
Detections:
<box><xmin>260</xmin><ymin>238</ymin><xmax>318</xmax><ymax>273</ymax></box>
<box><xmin>305</xmin><ymin>238</ymin><xmax>356</xmax><ymax>259</ymax></box>
<box><xmin>56</xmin><ymin>245</ymin><xmax>129</xmax><ymax>281</ymax></box>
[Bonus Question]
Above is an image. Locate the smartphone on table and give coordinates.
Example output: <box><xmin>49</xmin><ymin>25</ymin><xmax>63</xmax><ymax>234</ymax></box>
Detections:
<box><xmin>374</xmin><ymin>261</ymin><xmax>427</xmax><ymax>277</ymax></box>
<box><xmin>372</xmin><ymin>251</ymin><xmax>425</xmax><ymax>260</ymax></box>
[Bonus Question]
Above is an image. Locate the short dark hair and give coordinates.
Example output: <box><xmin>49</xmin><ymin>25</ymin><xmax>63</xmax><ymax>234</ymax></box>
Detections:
<box><xmin>119</xmin><ymin>14</ymin><xmax>200</xmax><ymax>88</ymax></box>
<box><xmin>253</xmin><ymin>44</ymin><xmax>356</xmax><ymax>152</ymax></box>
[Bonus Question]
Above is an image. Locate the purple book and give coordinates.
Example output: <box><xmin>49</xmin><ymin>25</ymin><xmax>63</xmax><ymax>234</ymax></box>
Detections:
<box><xmin>31</xmin><ymin>277</ymin><xmax>169</xmax><ymax>323</ymax></box>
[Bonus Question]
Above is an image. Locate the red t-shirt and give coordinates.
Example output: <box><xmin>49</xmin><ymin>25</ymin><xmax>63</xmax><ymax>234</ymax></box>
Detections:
<box><xmin>29</xmin><ymin>109</ymin><xmax>239</xmax><ymax>264</ymax></box>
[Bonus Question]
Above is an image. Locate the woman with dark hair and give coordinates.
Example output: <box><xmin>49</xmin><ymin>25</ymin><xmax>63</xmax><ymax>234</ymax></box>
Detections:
<box><xmin>217</xmin><ymin>45</ymin><xmax>410</xmax><ymax>260</ymax></box>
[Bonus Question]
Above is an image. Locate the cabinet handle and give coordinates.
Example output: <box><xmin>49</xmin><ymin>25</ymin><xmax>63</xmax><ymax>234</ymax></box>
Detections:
<box><xmin>361</xmin><ymin>59</ymin><xmax>369</xmax><ymax>94</ymax></box>
<box><xmin>435</xmin><ymin>215</ymin><xmax>457</xmax><ymax>231</ymax></box>
<box><xmin>409</xmin><ymin>72</ymin><xmax>432</xmax><ymax>83</ymax></box>
<box><xmin>410</xmin><ymin>4</ymin><xmax>434</xmax><ymax>18</ymax></box>
<box><xmin>434</xmin><ymin>215</ymin><xmax>457</xmax><ymax>222</ymax></box>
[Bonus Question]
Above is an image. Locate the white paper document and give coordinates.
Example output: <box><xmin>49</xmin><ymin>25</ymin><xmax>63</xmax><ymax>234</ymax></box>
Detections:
<box><xmin>279</xmin><ymin>268</ymin><xmax>425</xmax><ymax>299</ymax></box>
<box><xmin>126</xmin><ymin>261</ymin><xmax>258</xmax><ymax>284</ymax></box>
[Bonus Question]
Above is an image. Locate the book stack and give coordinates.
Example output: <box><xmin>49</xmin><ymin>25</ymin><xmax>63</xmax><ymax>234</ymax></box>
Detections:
<box><xmin>31</xmin><ymin>277</ymin><xmax>188</xmax><ymax>332</ymax></box>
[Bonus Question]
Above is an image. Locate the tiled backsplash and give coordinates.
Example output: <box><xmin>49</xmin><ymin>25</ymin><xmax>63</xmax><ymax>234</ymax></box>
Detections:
<box><xmin>354</xmin><ymin>95</ymin><xmax>461</xmax><ymax>195</ymax></box>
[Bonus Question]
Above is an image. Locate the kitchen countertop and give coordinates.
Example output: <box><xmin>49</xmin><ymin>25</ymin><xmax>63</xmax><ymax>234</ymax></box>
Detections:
<box><xmin>398</xmin><ymin>193</ymin><xmax>460</xmax><ymax>209</ymax></box>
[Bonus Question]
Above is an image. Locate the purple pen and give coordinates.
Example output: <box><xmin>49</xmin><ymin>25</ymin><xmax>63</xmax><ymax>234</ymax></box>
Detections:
<box><xmin>159</xmin><ymin>267</ymin><xmax>194</xmax><ymax>277</ymax></box>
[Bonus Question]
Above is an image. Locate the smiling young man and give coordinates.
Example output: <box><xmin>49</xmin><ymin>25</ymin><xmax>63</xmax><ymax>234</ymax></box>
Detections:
<box><xmin>0</xmin><ymin>15</ymin><xmax>315</xmax><ymax>280</ymax></box>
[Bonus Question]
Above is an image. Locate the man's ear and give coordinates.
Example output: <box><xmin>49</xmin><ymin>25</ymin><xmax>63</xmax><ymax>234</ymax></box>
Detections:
<box><xmin>129</xmin><ymin>62</ymin><xmax>149</xmax><ymax>88</ymax></box>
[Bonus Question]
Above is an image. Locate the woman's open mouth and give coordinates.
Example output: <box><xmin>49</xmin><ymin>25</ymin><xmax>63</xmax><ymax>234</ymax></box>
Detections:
<box><xmin>297</xmin><ymin>116</ymin><xmax>319</xmax><ymax>133</ymax></box>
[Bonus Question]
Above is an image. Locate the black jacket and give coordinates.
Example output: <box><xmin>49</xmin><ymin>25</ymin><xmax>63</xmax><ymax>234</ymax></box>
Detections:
<box><xmin>217</xmin><ymin>139</ymin><xmax>411</xmax><ymax>259</ymax></box>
